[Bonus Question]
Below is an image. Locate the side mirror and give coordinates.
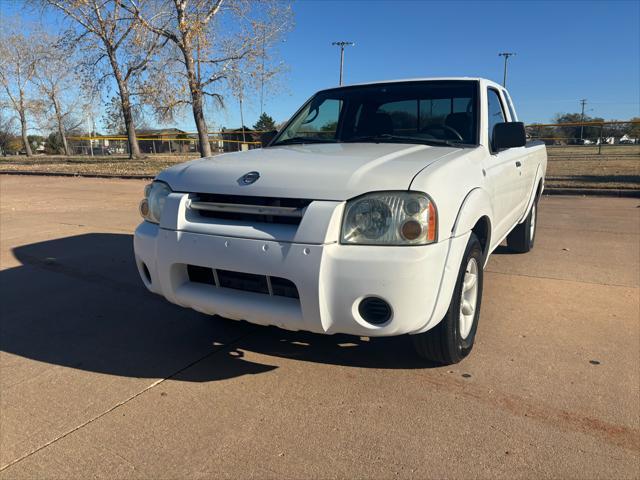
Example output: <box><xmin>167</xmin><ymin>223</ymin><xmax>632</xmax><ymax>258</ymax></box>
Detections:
<box><xmin>493</xmin><ymin>122</ymin><xmax>526</xmax><ymax>150</ymax></box>
<box><xmin>260</xmin><ymin>130</ymin><xmax>278</xmax><ymax>147</ymax></box>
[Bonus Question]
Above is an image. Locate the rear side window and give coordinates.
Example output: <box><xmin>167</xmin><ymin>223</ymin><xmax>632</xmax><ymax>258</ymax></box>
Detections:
<box><xmin>487</xmin><ymin>89</ymin><xmax>506</xmax><ymax>148</ymax></box>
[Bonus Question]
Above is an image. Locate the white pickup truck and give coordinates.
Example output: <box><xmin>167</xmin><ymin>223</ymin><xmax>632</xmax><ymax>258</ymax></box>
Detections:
<box><xmin>134</xmin><ymin>77</ymin><xmax>547</xmax><ymax>364</ymax></box>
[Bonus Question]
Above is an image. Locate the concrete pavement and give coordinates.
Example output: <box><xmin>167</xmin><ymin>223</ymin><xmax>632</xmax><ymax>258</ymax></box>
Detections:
<box><xmin>1</xmin><ymin>175</ymin><xmax>638</xmax><ymax>479</ymax></box>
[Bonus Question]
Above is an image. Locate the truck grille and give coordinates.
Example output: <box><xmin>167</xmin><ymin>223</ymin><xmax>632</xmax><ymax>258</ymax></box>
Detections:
<box><xmin>186</xmin><ymin>264</ymin><xmax>300</xmax><ymax>299</ymax></box>
<box><xmin>187</xmin><ymin>194</ymin><xmax>312</xmax><ymax>226</ymax></box>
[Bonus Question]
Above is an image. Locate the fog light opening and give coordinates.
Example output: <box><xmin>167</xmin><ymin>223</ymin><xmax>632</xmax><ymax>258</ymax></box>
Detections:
<box><xmin>358</xmin><ymin>297</ymin><xmax>392</xmax><ymax>325</ymax></box>
<box><xmin>139</xmin><ymin>198</ymin><xmax>149</xmax><ymax>218</ymax></box>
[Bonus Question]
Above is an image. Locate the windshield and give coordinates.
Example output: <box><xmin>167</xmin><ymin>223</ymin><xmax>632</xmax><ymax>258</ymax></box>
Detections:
<box><xmin>273</xmin><ymin>80</ymin><xmax>479</xmax><ymax>146</ymax></box>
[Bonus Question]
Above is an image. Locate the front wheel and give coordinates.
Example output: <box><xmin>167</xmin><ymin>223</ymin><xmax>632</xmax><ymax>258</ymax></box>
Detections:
<box><xmin>412</xmin><ymin>233</ymin><xmax>484</xmax><ymax>365</ymax></box>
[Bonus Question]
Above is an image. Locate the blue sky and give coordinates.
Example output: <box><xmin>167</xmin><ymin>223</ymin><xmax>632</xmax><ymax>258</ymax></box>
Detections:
<box><xmin>261</xmin><ymin>0</ymin><xmax>640</xmax><ymax>127</ymax></box>
<box><xmin>3</xmin><ymin>0</ymin><xmax>639</xmax><ymax>132</ymax></box>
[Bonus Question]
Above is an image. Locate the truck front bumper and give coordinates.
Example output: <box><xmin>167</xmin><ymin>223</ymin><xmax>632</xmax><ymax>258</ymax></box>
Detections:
<box><xmin>133</xmin><ymin>222</ymin><xmax>470</xmax><ymax>337</ymax></box>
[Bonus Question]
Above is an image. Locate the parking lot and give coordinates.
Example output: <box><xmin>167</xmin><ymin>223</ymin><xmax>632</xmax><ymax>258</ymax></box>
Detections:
<box><xmin>0</xmin><ymin>175</ymin><xmax>638</xmax><ymax>479</ymax></box>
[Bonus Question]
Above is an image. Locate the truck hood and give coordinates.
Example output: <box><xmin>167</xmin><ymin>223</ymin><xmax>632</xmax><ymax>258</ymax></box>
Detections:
<box><xmin>156</xmin><ymin>143</ymin><xmax>461</xmax><ymax>201</ymax></box>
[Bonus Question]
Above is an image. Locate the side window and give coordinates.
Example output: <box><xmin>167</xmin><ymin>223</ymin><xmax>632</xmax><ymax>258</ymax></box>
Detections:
<box><xmin>487</xmin><ymin>89</ymin><xmax>506</xmax><ymax>149</ymax></box>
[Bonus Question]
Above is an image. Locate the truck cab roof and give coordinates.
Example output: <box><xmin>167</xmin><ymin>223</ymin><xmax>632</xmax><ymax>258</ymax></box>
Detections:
<box><xmin>322</xmin><ymin>77</ymin><xmax>506</xmax><ymax>92</ymax></box>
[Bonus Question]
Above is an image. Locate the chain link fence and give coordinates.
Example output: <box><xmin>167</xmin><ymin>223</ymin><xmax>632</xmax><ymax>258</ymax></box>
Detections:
<box><xmin>526</xmin><ymin>121</ymin><xmax>640</xmax><ymax>156</ymax></box>
<box><xmin>67</xmin><ymin>131</ymin><xmax>265</xmax><ymax>157</ymax></box>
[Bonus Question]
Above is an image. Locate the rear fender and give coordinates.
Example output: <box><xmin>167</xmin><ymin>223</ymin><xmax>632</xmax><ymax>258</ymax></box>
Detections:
<box><xmin>517</xmin><ymin>164</ymin><xmax>544</xmax><ymax>224</ymax></box>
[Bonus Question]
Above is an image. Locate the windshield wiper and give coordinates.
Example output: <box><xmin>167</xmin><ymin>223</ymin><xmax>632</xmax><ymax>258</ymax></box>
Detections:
<box><xmin>274</xmin><ymin>136</ymin><xmax>337</xmax><ymax>146</ymax></box>
<box><xmin>345</xmin><ymin>134</ymin><xmax>458</xmax><ymax>147</ymax></box>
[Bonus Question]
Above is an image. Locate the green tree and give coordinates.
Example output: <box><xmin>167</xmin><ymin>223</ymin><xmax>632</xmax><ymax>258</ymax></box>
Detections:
<box><xmin>44</xmin><ymin>132</ymin><xmax>65</xmax><ymax>154</ymax></box>
<box><xmin>527</xmin><ymin>123</ymin><xmax>557</xmax><ymax>145</ymax></box>
<box><xmin>321</xmin><ymin>121</ymin><xmax>338</xmax><ymax>132</ymax></box>
<box><xmin>627</xmin><ymin>117</ymin><xmax>640</xmax><ymax>138</ymax></box>
<box><xmin>253</xmin><ymin>112</ymin><xmax>276</xmax><ymax>131</ymax></box>
<box><xmin>27</xmin><ymin>135</ymin><xmax>44</xmax><ymax>153</ymax></box>
<box><xmin>0</xmin><ymin>112</ymin><xmax>16</xmax><ymax>156</ymax></box>
<box><xmin>554</xmin><ymin>112</ymin><xmax>604</xmax><ymax>143</ymax></box>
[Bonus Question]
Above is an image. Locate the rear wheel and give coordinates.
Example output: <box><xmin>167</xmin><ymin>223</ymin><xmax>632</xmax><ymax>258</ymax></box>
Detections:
<box><xmin>412</xmin><ymin>233</ymin><xmax>484</xmax><ymax>365</ymax></box>
<box><xmin>507</xmin><ymin>200</ymin><xmax>538</xmax><ymax>253</ymax></box>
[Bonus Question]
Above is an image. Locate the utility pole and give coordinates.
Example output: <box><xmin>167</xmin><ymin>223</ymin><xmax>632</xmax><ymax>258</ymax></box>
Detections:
<box><xmin>498</xmin><ymin>52</ymin><xmax>516</xmax><ymax>87</ymax></box>
<box><xmin>579</xmin><ymin>98</ymin><xmax>587</xmax><ymax>141</ymax></box>
<box><xmin>260</xmin><ymin>31</ymin><xmax>265</xmax><ymax>115</ymax></box>
<box><xmin>332</xmin><ymin>41</ymin><xmax>355</xmax><ymax>85</ymax></box>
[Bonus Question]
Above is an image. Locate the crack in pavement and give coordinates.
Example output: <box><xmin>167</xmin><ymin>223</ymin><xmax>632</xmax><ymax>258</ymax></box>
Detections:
<box><xmin>2</xmin><ymin>243</ymin><xmax>261</xmax><ymax>471</ymax></box>
<box><xmin>0</xmin><ymin>328</ymin><xmax>257</xmax><ymax>473</ymax></box>
<box><xmin>484</xmin><ymin>268</ymin><xmax>639</xmax><ymax>289</ymax></box>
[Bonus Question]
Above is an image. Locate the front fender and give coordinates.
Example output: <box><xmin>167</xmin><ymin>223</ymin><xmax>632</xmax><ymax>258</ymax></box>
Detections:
<box><xmin>452</xmin><ymin>187</ymin><xmax>494</xmax><ymax>252</ymax></box>
<box><xmin>413</xmin><ymin>188</ymin><xmax>493</xmax><ymax>334</ymax></box>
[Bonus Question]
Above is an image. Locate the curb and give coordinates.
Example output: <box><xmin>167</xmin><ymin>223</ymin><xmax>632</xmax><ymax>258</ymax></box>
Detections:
<box><xmin>1</xmin><ymin>171</ymin><xmax>639</xmax><ymax>198</ymax></box>
<box><xmin>0</xmin><ymin>170</ymin><xmax>154</xmax><ymax>180</ymax></box>
<box><xmin>544</xmin><ymin>188</ymin><xmax>640</xmax><ymax>198</ymax></box>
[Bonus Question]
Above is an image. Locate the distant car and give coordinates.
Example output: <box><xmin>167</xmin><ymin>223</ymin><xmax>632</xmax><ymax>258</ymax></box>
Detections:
<box><xmin>134</xmin><ymin>78</ymin><xmax>547</xmax><ymax>364</ymax></box>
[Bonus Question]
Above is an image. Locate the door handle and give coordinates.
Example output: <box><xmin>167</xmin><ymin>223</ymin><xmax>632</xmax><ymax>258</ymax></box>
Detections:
<box><xmin>515</xmin><ymin>161</ymin><xmax>522</xmax><ymax>167</ymax></box>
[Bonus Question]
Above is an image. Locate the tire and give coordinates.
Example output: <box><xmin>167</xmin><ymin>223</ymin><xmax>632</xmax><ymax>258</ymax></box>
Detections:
<box><xmin>506</xmin><ymin>200</ymin><xmax>538</xmax><ymax>253</ymax></box>
<box><xmin>412</xmin><ymin>233</ymin><xmax>484</xmax><ymax>365</ymax></box>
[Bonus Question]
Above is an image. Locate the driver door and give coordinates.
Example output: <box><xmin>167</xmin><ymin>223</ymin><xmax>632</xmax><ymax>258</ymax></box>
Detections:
<box><xmin>482</xmin><ymin>88</ymin><xmax>522</xmax><ymax>242</ymax></box>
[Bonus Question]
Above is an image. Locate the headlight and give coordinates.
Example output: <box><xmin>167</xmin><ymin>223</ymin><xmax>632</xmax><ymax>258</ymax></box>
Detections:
<box><xmin>139</xmin><ymin>181</ymin><xmax>172</xmax><ymax>224</ymax></box>
<box><xmin>341</xmin><ymin>191</ymin><xmax>437</xmax><ymax>245</ymax></box>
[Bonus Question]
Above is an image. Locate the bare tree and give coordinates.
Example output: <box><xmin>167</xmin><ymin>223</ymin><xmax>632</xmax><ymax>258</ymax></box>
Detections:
<box><xmin>0</xmin><ymin>30</ymin><xmax>38</xmax><ymax>156</ymax></box>
<box><xmin>125</xmin><ymin>0</ymin><xmax>292</xmax><ymax>157</ymax></box>
<box><xmin>102</xmin><ymin>94</ymin><xmax>148</xmax><ymax>134</ymax></box>
<box><xmin>40</xmin><ymin>0</ymin><xmax>165</xmax><ymax>158</ymax></box>
<box><xmin>31</xmin><ymin>33</ymin><xmax>86</xmax><ymax>156</ymax></box>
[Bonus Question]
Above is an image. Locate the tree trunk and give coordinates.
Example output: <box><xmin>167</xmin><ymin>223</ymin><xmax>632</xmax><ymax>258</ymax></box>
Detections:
<box><xmin>108</xmin><ymin>49</ymin><xmax>141</xmax><ymax>159</ymax></box>
<box><xmin>19</xmin><ymin>111</ymin><xmax>32</xmax><ymax>157</ymax></box>
<box><xmin>181</xmin><ymin>41</ymin><xmax>211</xmax><ymax>158</ymax></box>
<box><xmin>20</xmin><ymin>116</ymin><xmax>32</xmax><ymax>156</ymax></box>
<box><xmin>191</xmin><ymin>91</ymin><xmax>211</xmax><ymax>157</ymax></box>
<box><xmin>121</xmin><ymin>93</ymin><xmax>141</xmax><ymax>159</ymax></box>
<box><xmin>52</xmin><ymin>95</ymin><xmax>70</xmax><ymax>156</ymax></box>
<box><xmin>18</xmin><ymin>90</ymin><xmax>32</xmax><ymax>157</ymax></box>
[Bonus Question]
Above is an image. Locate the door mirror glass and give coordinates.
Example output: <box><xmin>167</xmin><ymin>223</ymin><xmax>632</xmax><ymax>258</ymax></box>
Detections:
<box><xmin>493</xmin><ymin>122</ymin><xmax>526</xmax><ymax>150</ymax></box>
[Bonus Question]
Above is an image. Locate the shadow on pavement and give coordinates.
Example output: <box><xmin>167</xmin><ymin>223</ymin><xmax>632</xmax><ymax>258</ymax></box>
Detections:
<box><xmin>1</xmin><ymin>233</ymin><xmax>430</xmax><ymax>383</ymax></box>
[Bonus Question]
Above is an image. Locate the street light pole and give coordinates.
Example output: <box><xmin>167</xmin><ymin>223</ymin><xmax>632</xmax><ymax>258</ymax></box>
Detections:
<box><xmin>498</xmin><ymin>52</ymin><xmax>516</xmax><ymax>87</ymax></box>
<box><xmin>332</xmin><ymin>41</ymin><xmax>355</xmax><ymax>85</ymax></box>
